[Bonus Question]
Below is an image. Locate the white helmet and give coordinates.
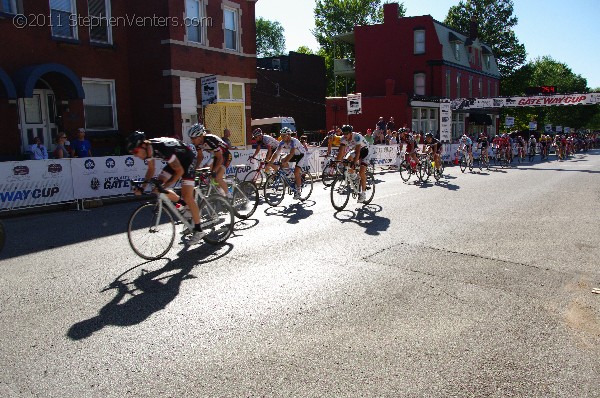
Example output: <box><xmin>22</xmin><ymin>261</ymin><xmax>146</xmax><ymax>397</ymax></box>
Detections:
<box><xmin>188</xmin><ymin>123</ymin><xmax>206</xmax><ymax>138</ymax></box>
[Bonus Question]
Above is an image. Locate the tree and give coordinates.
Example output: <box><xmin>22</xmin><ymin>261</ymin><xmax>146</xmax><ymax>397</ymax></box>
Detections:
<box><xmin>295</xmin><ymin>46</ymin><xmax>315</xmax><ymax>55</ymax></box>
<box><xmin>312</xmin><ymin>0</ymin><xmax>406</xmax><ymax>96</ymax></box>
<box><xmin>444</xmin><ymin>0</ymin><xmax>526</xmax><ymax>78</ymax></box>
<box><xmin>256</xmin><ymin>17</ymin><xmax>285</xmax><ymax>57</ymax></box>
<box><xmin>501</xmin><ymin>56</ymin><xmax>597</xmax><ymax>130</ymax></box>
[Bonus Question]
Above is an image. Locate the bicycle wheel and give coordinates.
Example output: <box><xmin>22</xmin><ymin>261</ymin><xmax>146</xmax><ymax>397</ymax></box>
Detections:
<box><xmin>300</xmin><ymin>172</ymin><xmax>314</xmax><ymax>201</ymax></box>
<box><xmin>330</xmin><ymin>176</ymin><xmax>351</xmax><ymax>211</ymax></box>
<box><xmin>127</xmin><ymin>202</ymin><xmax>175</xmax><ymax>260</ymax></box>
<box><xmin>243</xmin><ymin>170</ymin><xmax>264</xmax><ymax>189</ymax></box>
<box><xmin>468</xmin><ymin>157</ymin><xmax>474</xmax><ymax>172</ymax></box>
<box><xmin>231</xmin><ymin>181</ymin><xmax>258</xmax><ymax>219</ymax></box>
<box><xmin>363</xmin><ymin>172</ymin><xmax>376</xmax><ymax>205</ymax></box>
<box><xmin>459</xmin><ymin>156</ymin><xmax>466</xmax><ymax>173</ymax></box>
<box><xmin>199</xmin><ymin>195</ymin><xmax>234</xmax><ymax>244</ymax></box>
<box><xmin>398</xmin><ymin>160</ymin><xmax>412</xmax><ymax>182</ymax></box>
<box><xmin>320</xmin><ymin>162</ymin><xmax>337</xmax><ymax>187</ymax></box>
<box><xmin>264</xmin><ymin>174</ymin><xmax>285</xmax><ymax>206</ymax></box>
<box><xmin>418</xmin><ymin>159</ymin><xmax>431</xmax><ymax>182</ymax></box>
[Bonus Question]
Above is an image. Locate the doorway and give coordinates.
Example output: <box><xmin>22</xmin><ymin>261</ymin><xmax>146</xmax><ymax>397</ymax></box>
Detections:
<box><xmin>19</xmin><ymin>88</ymin><xmax>58</xmax><ymax>155</ymax></box>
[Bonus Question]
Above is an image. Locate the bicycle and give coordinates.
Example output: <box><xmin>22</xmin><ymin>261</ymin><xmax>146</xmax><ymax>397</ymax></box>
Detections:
<box><xmin>458</xmin><ymin>149</ymin><xmax>473</xmax><ymax>173</ymax></box>
<box><xmin>245</xmin><ymin>156</ymin><xmax>272</xmax><ymax>189</ymax></box>
<box><xmin>263</xmin><ymin>163</ymin><xmax>314</xmax><ymax>206</ymax></box>
<box><xmin>127</xmin><ymin>178</ymin><xmax>234</xmax><ymax>260</ymax></box>
<box><xmin>476</xmin><ymin>146</ymin><xmax>490</xmax><ymax>171</ymax></box>
<box><xmin>528</xmin><ymin>144</ymin><xmax>537</xmax><ymax>162</ymax></box>
<box><xmin>197</xmin><ymin>165</ymin><xmax>259</xmax><ymax>220</ymax></box>
<box><xmin>420</xmin><ymin>150</ymin><xmax>444</xmax><ymax>182</ymax></box>
<box><xmin>330</xmin><ymin>160</ymin><xmax>375</xmax><ymax>211</ymax></box>
<box><xmin>516</xmin><ymin>145</ymin><xmax>526</xmax><ymax>163</ymax></box>
<box><xmin>320</xmin><ymin>155</ymin><xmax>343</xmax><ymax>187</ymax></box>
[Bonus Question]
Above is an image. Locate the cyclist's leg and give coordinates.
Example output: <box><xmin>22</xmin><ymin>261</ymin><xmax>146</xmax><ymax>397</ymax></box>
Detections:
<box><xmin>180</xmin><ymin>182</ymin><xmax>200</xmax><ymax>224</ymax></box>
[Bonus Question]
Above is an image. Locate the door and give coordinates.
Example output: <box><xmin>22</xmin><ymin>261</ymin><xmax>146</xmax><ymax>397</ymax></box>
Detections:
<box><xmin>19</xmin><ymin>89</ymin><xmax>58</xmax><ymax>155</ymax></box>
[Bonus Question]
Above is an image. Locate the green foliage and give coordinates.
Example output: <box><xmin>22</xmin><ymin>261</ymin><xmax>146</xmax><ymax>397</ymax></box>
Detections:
<box><xmin>256</xmin><ymin>17</ymin><xmax>286</xmax><ymax>57</ymax></box>
<box><xmin>501</xmin><ymin>56</ymin><xmax>598</xmax><ymax>130</ymax></box>
<box><xmin>295</xmin><ymin>46</ymin><xmax>315</xmax><ymax>55</ymax></box>
<box><xmin>444</xmin><ymin>0</ymin><xmax>526</xmax><ymax>77</ymax></box>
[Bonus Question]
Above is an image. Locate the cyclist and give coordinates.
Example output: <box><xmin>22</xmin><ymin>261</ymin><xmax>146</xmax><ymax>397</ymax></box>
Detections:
<box><xmin>323</xmin><ymin>128</ymin><xmax>342</xmax><ymax>158</ymax></box>
<box><xmin>127</xmin><ymin>131</ymin><xmax>205</xmax><ymax>243</ymax></box>
<box><xmin>399</xmin><ymin>128</ymin><xmax>419</xmax><ymax>171</ymax></box>
<box><xmin>188</xmin><ymin>123</ymin><xmax>232</xmax><ymax>198</ymax></box>
<box><xmin>458</xmin><ymin>134</ymin><xmax>473</xmax><ymax>165</ymax></box>
<box><xmin>337</xmin><ymin>124</ymin><xmax>370</xmax><ymax>203</ymax></box>
<box><xmin>250</xmin><ymin>128</ymin><xmax>279</xmax><ymax>173</ymax></box>
<box><xmin>477</xmin><ymin>133</ymin><xmax>489</xmax><ymax>163</ymax></box>
<box><xmin>539</xmin><ymin>134</ymin><xmax>547</xmax><ymax>158</ymax></box>
<box><xmin>553</xmin><ymin>134</ymin><xmax>563</xmax><ymax>159</ymax></box>
<box><xmin>424</xmin><ymin>132</ymin><xmax>443</xmax><ymax>172</ymax></box>
<box><xmin>267</xmin><ymin>127</ymin><xmax>308</xmax><ymax>200</ymax></box>
<box><xmin>516</xmin><ymin>135</ymin><xmax>526</xmax><ymax>159</ymax></box>
<box><xmin>528</xmin><ymin>134</ymin><xmax>537</xmax><ymax>158</ymax></box>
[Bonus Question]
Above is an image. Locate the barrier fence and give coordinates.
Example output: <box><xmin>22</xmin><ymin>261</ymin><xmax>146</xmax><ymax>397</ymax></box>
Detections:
<box><xmin>0</xmin><ymin>144</ymin><xmax>486</xmax><ymax>211</ymax></box>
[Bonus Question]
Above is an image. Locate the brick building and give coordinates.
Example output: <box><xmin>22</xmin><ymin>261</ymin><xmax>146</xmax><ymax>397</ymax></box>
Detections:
<box><xmin>253</xmin><ymin>51</ymin><xmax>326</xmax><ymax>133</ymax></box>
<box><xmin>0</xmin><ymin>0</ymin><xmax>257</xmax><ymax>159</ymax></box>
<box><xmin>326</xmin><ymin>2</ymin><xmax>501</xmax><ymax>141</ymax></box>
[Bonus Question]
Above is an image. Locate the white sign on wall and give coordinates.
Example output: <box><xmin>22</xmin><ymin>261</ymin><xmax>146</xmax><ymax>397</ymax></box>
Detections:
<box><xmin>201</xmin><ymin>75</ymin><xmax>218</xmax><ymax>106</ymax></box>
<box><xmin>439</xmin><ymin>99</ymin><xmax>452</xmax><ymax>142</ymax></box>
<box><xmin>347</xmin><ymin>93</ymin><xmax>362</xmax><ymax>115</ymax></box>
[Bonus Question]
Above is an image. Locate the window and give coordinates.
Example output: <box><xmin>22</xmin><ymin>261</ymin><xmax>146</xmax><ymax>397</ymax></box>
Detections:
<box><xmin>83</xmin><ymin>80</ymin><xmax>117</xmax><ymax>130</ymax></box>
<box><xmin>484</xmin><ymin>55</ymin><xmax>491</xmax><ymax>70</ymax></box>
<box><xmin>445</xmin><ymin>70</ymin><xmax>451</xmax><ymax>98</ymax></box>
<box><xmin>487</xmin><ymin>81</ymin><xmax>491</xmax><ymax>97</ymax></box>
<box><xmin>224</xmin><ymin>7</ymin><xmax>238</xmax><ymax>50</ymax></box>
<box><xmin>0</xmin><ymin>0</ymin><xmax>20</xmax><ymax>13</ymax></box>
<box><xmin>414</xmin><ymin>73</ymin><xmax>425</xmax><ymax>96</ymax></box>
<box><xmin>452</xmin><ymin>113</ymin><xmax>465</xmax><ymax>141</ymax></box>
<box><xmin>453</xmin><ymin>42</ymin><xmax>461</xmax><ymax>61</ymax></box>
<box><xmin>88</xmin><ymin>0</ymin><xmax>111</xmax><ymax>44</ymax></box>
<box><xmin>478</xmin><ymin>78</ymin><xmax>482</xmax><ymax>97</ymax></box>
<box><xmin>468</xmin><ymin>76</ymin><xmax>473</xmax><ymax>97</ymax></box>
<box><xmin>50</xmin><ymin>0</ymin><xmax>77</xmax><ymax>39</ymax></box>
<box><xmin>186</xmin><ymin>0</ymin><xmax>205</xmax><ymax>44</ymax></box>
<box><xmin>218</xmin><ymin>81</ymin><xmax>244</xmax><ymax>102</ymax></box>
<box><xmin>412</xmin><ymin>107</ymin><xmax>438</xmax><ymax>135</ymax></box>
<box><xmin>456</xmin><ymin>73</ymin><xmax>461</xmax><ymax>98</ymax></box>
<box><xmin>414</xmin><ymin>30</ymin><xmax>425</xmax><ymax>54</ymax></box>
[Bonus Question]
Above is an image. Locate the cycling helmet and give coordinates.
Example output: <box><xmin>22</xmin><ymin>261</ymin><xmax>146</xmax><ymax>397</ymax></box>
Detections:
<box><xmin>252</xmin><ymin>128</ymin><xmax>263</xmax><ymax>138</ymax></box>
<box><xmin>126</xmin><ymin>131</ymin><xmax>146</xmax><ymax>152</ymax></box>
<box><xmin>188</xmin><ymin>123</ymin><xmax>206</xmax><ymax>138</ymax></box>
<box><xmin>280</xmin><ymin>127</ymin><xmax>292</xmax><ymax>135</ymax></box>
<box><xmin>425</xmin><ymin>132</ymin><xmax>433</xmax><ymax>138</ymax></box>
<box><xmin>341</xmin><ymin>125</ymin><xmax>353</xmax><ymax>133</ymax></box>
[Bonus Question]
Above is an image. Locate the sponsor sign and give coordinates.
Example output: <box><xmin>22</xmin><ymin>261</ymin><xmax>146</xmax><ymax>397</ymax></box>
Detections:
<box><xmin>505</xmin><ymin>116</ymin><xmax>515</xmax><ymax>127</ymax></box>
<box><xmin>556</xmin><ymin>126</ymin><xmax>563</xmax><ymax>132</ymax></box>
<box><xmin>439</xmin><ymin>99</ymin><xmax>451</xmax><ymax>142</ymax></box>
<box><xmin>545</xmin><ymin>124</ymin><xmax>552</xmax><ymax>133</ymax></box>
<box><xmin>201</xmin><ymin>75</ymin><xmax>218</xmax><ymax>107</ymax></box>
<box><xmin>347</xmin><ymin>93</ymin><xmax>362</xmax><ymax>115</ymax></box>
<box><xmin>529</xmin><ymin>121</ymin><xmax>537</xmax><ymax>131</ymax></box>
<box><xmin>448</xmin><ymin>93</ymin><xmax>599</xmax><ymax>111</ymax></box>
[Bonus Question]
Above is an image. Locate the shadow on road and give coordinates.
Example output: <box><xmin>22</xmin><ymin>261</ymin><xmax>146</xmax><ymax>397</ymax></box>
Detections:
<box><xmin>333</xmin><ymin>203</ymin><xmax>390</xmax><ymax>236</ymax></box>
<box><xmin>263</xmin><ymin>201</ymin><xmax>315</xmax><ymax>224</ymax></box>
<box><xmin>66</xmin><ymin>243</ymin><xmax>233</xmax><ymax>341</ymax></box>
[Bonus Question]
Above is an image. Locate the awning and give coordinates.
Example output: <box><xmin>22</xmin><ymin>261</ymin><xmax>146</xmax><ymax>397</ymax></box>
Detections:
<box><xmin>333</xmin><ymin>31</ymin><xmax>355</xmax><ymax>45</ymax></box>
<box><xmin>12</xmin><ymin>63</ymin><xmax>85</xmax><ymax>99</ymax></box>
<box><xmin>0</xmin><ymin>67</ymin><xmax>17</xmax><ymax>99</ymax></box>
<box><xmin>469</xmin><ymin>113</ymin><xmax>493</xmax><ymax>125</ymax></box>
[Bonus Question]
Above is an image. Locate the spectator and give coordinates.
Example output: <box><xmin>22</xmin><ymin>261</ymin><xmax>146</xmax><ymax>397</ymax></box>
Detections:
<box><xmin>300</xmin><ymin>135</ymin><xmax>309</xmax><ymax>150</ymax></box>
<box><xmin>384</xmin><ymin>130</ymin><xmax>393</xmax><ymax>145</ymax></box>
<box><xmin>376</xmin><ymin>116</ymin><xmax>386</xmax><ymax>132</ymax></box>
<box><xmin>222</xmin><ymin>128</ymin><xmax>232</xmax><ymax>148</ymax></box>
<box><xmin>386</xmin><ymin>117</ymin><xmax>396</xmax><ymax>134</ymax></box>
<box><xmin>71</xmin><ymin>128</ymin><xmax>92</xmax><ymax>158</ymax></box>
<box><xmin>29</xmin><ymin>136</ymin><xmax>48</xmax><ymax>160</ymax></box>
<box><xmin>364</xmin><ymin>128</ymin><xmax>374</xmax><ymax>145</ymax></box>
<box><xmin>53</xmin><ymin>133</ymin><xmax>71</xmax><ymax>159</ymax></box>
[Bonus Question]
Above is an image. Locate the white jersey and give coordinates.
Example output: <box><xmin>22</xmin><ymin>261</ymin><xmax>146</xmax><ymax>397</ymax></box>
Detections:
<box><xmin>277</xmin><ymin>137</ymin><xmax>307</xmax><ymax>154</ymax></box>
<box><xmin>260</xmin><ymin>135</ymin><xmax>280</xmax><ymax>148</ymax></box>
<box><xmin>340</xmin><ymin>132</ymin><xmax>369</xmax><ymax>149</ymax></box>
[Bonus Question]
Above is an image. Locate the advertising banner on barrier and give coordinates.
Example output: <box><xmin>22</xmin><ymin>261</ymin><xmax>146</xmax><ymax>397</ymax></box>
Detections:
<box><xmin>71</xmin><ymin>156</ymin><xmax>148</xmax><ymax>199</ymax></box>
<box><xmin>0</xmin><ymin>159</ymin><xmax>74</xmax><ymax>210</ymax></box>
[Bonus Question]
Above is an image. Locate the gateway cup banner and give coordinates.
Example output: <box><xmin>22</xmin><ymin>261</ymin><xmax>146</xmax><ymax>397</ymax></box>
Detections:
<box><xmin>451</xmin><ymin>93</ymin><xmax>600</xmax><ymax>111</ymax></box>
<box><xmin>0</xmin><ymin>159</ymin><xmax>74</xmax><ymax>210</ymax></box>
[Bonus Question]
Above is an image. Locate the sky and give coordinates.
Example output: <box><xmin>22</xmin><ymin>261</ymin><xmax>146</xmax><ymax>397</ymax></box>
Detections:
<box><xmin>255</xmin><ymin>0</ymin><xmax>600</xmax><ymax>89</ymax></box>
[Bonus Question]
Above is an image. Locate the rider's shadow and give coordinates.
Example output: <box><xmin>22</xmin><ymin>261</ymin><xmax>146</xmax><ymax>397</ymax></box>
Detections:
<box><xmin>66</xmin><ymin>244</ymin><xmax>233</xmax><ymax>341</ymax></box>
<box><xmin>281</xmin><ymin>201</ymin><xmax>315</xmax><ymax>224</ymax></box>
<box><xmin>334</xmin><ymin>204</ymin><xmax>390</xmax><ymax>236</ymax></box>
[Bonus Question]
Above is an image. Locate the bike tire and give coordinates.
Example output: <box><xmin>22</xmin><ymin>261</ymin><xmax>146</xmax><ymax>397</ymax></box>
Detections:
<box><xmin>264</xmin><ymin>174</ymin><xmax>285</xmax><ymax>206</ymax></box>
<box><xmin>398</xmin><ymin>160</ymin><xmax>412</xmax><ymax>182</ymax></box>
<box><xmin>231</xmin><ymin>181</ymin><xmax>259</xmax><ymax>219</ymax></box>
<box><xmin>127</xmin><ymin>202</ymin><xmax>175</xmax><ymax>260</ymax></box>
<box><xmin>363</xmin><ymin>172</ymin><xmax>376</xmax><ymax>205</ymax></box>
<box><xmin>330</xmin><ymin>176</ymin><xmax>351</xmax><ymax>211</ymax></box>
<box><xmin>320</xmin><ymin>162</ymin><xmax>337</xmax><ymax>187</ymax></box>
<box><xmin>459</xmin><ymin>157</ymin><xmax>467</xmax><ymax>173</ymax></box>
<box><xmin>300</xmin><ymin>172</ymin><xmax>314</xmax><ymax>201</ymax></box>
<box><xmin>468</xmin><ymin>157</ymin><xmax>474</xmax><ymax>172</ymax></box>
<box><xmin>200</xmin><ymin>195</ymin><xmax>234</xmax><ymax>245</ymax></box>
<box><xmin>243</xmin><ymin>170</ymin><xmax>264</xmax><ymax>189</ymax></box>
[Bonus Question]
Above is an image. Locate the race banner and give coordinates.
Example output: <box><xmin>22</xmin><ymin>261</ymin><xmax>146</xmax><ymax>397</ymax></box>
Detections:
<box><xmin>0</xmin><ymin>159</ymin><xmax>74</xmax><ymax>210</ymax></box>
<box><xmin>450</xmin><ymin>93</ymin><xmax>600</xmax><ymax>111</ymax></box>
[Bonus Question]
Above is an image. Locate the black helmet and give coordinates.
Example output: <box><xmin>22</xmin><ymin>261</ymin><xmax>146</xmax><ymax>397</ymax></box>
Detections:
<box><xmin>425</xmin><ymin>132</ymin><xmax>433</xmax><ymax>138</ymax></box>
<box><xmin>127</xmin><ymin>131</ymin><xmax>146</xmax><ymax>152</ymax></box>
<box><xmin>252</xmin><ymin>128</ymin><xmax>263</xmax><ymax>138</ymax></box>
<box><xmin>341</xmin><ymin>125</ymin><xmax>353</xmax><ymax>133</ymax></box>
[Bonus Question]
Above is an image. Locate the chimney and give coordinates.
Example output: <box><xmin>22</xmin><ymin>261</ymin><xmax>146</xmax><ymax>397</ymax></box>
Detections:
<box><xmin>384</xmin><ymin>3</ymin><xmax>399</xmax><ymax>25</ymax></box>
<box><xmin>469</xmin><ymin>16</ymin><xmax>478</xmax><ymax>40</ymax></box>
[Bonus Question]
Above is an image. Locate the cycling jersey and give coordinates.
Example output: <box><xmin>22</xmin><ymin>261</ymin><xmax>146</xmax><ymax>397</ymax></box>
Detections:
<box><xmin>258</xmin><ymin>134</ymin><xmax>280</xmax><ymax>148</ymax></box>
<box><xmin>400</xmin><ymin>134</ymin><xmax>417</xmax><ymax>152</ymax></box>
<box><xmin>517</xmin><ymin>138</ymin><xmax>526</xmax><ymax>147</ymax></box>
<box><xmin>340</xmin><ymin>132</ymin><xmax>369</xmax><ymax>149</ymax></box>
<box><xmin>199</xmin><ymin>134</ymin><xmax>229</xmax><ymax>153</ymax></box>
<box><xmin>426</xmin><ymin>138</ymin><xmax>443</xmax><ymax>153</ymax></box>
<box><xmin>459</xmin><ymin>137</ymin><xmax>473</xmax><ymax>146</ymax></box>
<box><xmin>478</xmin><ymin>137</ymin><xmax>489</xmax><ymax>147</ymax></box>
<box><xmin>148</xmin><ymin>137</ymin><xmax>196</xmax><ymax>180</ymax></box>
<box><xmin>277</xmin><ymin>137</ymin><xmax>307</xmax><ymax>154</ymax></box>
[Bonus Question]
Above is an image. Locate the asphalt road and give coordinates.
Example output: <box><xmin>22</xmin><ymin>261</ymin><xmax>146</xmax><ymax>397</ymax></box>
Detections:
<box><xmin>1</xmin><ymin>151</ymin><xmax>599</xmax><ymax>397</ymax></box>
